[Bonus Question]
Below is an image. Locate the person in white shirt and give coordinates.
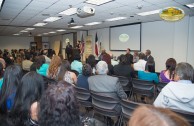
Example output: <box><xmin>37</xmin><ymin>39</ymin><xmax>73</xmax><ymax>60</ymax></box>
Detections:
<box><xmin>133</xmin><ymin>52</ymin><xmax>147</xmax><ymax>71</ymax></box>
<box><xmin>154</xmin><ymin>62</ymin><xmax>194</xmax><ymax>113</ymax></box>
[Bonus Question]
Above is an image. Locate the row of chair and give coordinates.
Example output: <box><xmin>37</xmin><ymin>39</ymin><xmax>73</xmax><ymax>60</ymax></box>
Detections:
<box><xmin>75</xmin><ymin>82</ymin><xmax>194</xmax><ymax>126</ymax></box>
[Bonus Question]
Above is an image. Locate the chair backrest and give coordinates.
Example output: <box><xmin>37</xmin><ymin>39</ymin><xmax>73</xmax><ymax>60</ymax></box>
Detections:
<box><xmin>132</xmin><ymin>78</ymin><xmax>155</xmax><ymax>97</ymax></box>
<box><xmin>171</xmin><ymin>109</ymin><xmax>194</xmax><ymax>125</ymax></box>
<box><xmin>112</xmin><ymin>75</ymin><xmax>132</xmax><ymax>92</ymax></box>
<box><xmin>121</xmin><ymin>99</ymin><xmax>141</xmax><ymax>119</ymax></box>
<box><xmin>74</xmin><ymin>86</ymin><xmax>92</xmax><ymax>108</ymax></box>
<box><xmin>157</xmin><ymin>82</ymin><xmax>167</xmax><ymax>93</ymax></box>
<box><xmin>90</xmin><ymin>91</ymin><xmax>119</xmax><ymax>110</ymax></box>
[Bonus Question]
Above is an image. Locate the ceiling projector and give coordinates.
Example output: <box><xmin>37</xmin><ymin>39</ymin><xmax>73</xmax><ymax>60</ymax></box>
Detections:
<box><xmin>68</xmin><ymin>18</ymin><xmax>77</xmax><ymax>27</ymax></box>
<box><xmin>77</xmin><ymin>6</ymin><xmax>95</xmax><ymax>18</ymax></box>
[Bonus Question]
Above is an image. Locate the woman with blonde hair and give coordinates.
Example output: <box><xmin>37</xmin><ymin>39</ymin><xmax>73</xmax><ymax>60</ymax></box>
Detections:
<box><xmin>129</xmin><ymin>105</ymin><xmax>190</xmax><ymax>126</ymax></box>
<box><xmin>47</xmin><ymin>55</ymin><xmax>61</xmax><ymax>80</ymax></box>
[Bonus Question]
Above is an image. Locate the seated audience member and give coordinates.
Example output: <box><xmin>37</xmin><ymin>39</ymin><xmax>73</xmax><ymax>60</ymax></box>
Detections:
<box><xmin>154</xmin><ymin>62</ymin><xmax>194</xmax><ymax>113</ymax></box>
<box><xmin>133</xmin><ymin>52</ymin><xmax>147</xmax><ymax>71</ymax></box>
<box><xmin>39</xmin><ymin>81</ymin><xmax>80</xmax><ymax>126</ymax></box>
<box><xmin>101</xmin><ymin>50</ymin><xmax>114</xmax><ymax>75</ymax></box>
<box><xmin>9</xmin><ymin>72</ymin><xmax>44</xmax><ymax>126</ymax></box>
<box><xmin>47</xmin><ymin>55</ymin><xmax>61</xmax><ymax>80</ymax></box>
<box><xmin>129</xmin><ymin>105</ymin><xmax>190</xmax><ymax>126</ymax></box>
<box><xmin>71</xmin><ymin>53</ymin><xmax>83</xmax><ymax>75</ymax></box>
<box><xmin>86</xmin><ymin>54</ymin><xmax>96</xmax><ymax>74</ymax></box>
<box><xmin>0</xmin><ymin>58</ymin><xmax>6</xmax><ymax>69</ymax></box>
<box><xmin>125</xmin><ymin>48</ymin><xmax>133</xmax><ymax>65</ymax></box>
<box><xmin>0</xmin><ymin>62</ymin><xmax>3</xmax><ymax>89</ymax></box>
<box><xmin>114</xmin><ymin>54</ymin><xmax>135</xmax><ymax>78</ymax></box>
<box><xmin>58</xmin><ymin>60</ymin><xmax>77</xmax><ymax>84</ymax></box>
<box><xmin>0</xmin><ymin>65</ymin><xmax>23</xmax><ymax>114</ymax></box>
<box><xmin>36</xmin><ymin>56</ymin><xmax>49</xmax><ymax>76</ymax></box>
<box><xmin>138</xmin><ymin>60</ymin><xmax>159</xmax><ymax>83</ymax></box>
<box><xmin>159</xmin><ymin>58</ymin><xmax>177</xmax><ymax>83</ymax></box>
<box><xmin>22</xmin><ymin>53</ymin><xmax>33</xmax><ymax>71</ymax></box>
<box><xmin>30</xmin><ymin>56</ymin><xmax>38</xmax><ymax>71</ymax></box>
<box><xmin>88</xmin><ymin>61</ymin><xmax>127</xmax><ymax>113</ymax></box>
<box><xmin>43</xmin><ymin>49</ymin><xmax>51</xmax><ymax>64</ymax></box>
<box><xmin>77</xmin><ymin>64</ymin><xmax>92</xmax><ymax>90</ymax></box>
<box><xmin>133</xmin><ymin>51</ymin><xmax>139</xmax><ymax>63</ymax></box>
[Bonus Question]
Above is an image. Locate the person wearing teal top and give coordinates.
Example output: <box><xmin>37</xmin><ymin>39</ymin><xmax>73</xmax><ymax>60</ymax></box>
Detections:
<box><xmin>71</xmin><ymin>53</ymin><xmax>83</xmax><ymax>75</ymax></box>
<box><xmin>36</xmin><ymin>56</ymin><xmax>49</xmax><ymax>76</ymax></box>
<box><xmin>138</xmin><ymin>61</ymin><xmax>159</xmax><ymax>84</ymax></box>
<box><xmin>0</xmin><ymin>62</ymin><xmax>3</xmax><ymax>90</ymax></box>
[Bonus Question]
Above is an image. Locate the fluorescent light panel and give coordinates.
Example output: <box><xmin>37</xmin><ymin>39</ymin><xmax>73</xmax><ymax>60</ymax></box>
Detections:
<box><xmin>186</xmin><ymin>3</ymin><xmax>194</xmax><ymax>8</ymax></box>
<box><xmin>137</xmin><ymin>9</ymin><xmax>160</xmax><ymax>16</ymax></box>
<box><xmin>25</xmin><ymin>28</ymin><xmax>35</xmax><ymax>30</ymax></box>
<box><xmin>57</xmin><ymin>29</ymin><xmax>66</xmax><ymax>32</ymax></box>
<box><xmin>85</xmin><ymin>0</ymin><xmax>114</xmax><ymax>5</ymax></box>
<box><xmin>20</xmin><ymin>30</ymin><xmax>28</xmax><ymax>33</ymax></box>
<box><xmin>43</xmin><ymin>17</ymin><xmax>61</xmax><ymax>22</ymax></box>
<box><xmin>106</xmin><ymin>17</ymin><xmax>127</xmax><ymax>22</ymax></box>
<box><xmin>71</xmin><ymin>26</ymin><xmax>83</xmax><ymax>29</ymax></box>
<box><xmin>59</xmin><ymin>8</ymin><xmax>77</xmax><ymax>15</ymax></box>
<box><xmin>85</xmin><ymin>22</ymin><xmax>102</xmax><ymax>26</ymax></box>
<box><xmin>49</xmin><ymin>31</ymin><xmax>56</xmax><ymax>34</ymax></box>
<box><xmin>43</xmin><ymin>33</ymin><xmax>49</xmax><ymax>35</ymax></box>
<box><xmin>13</xmin><ymin>33</ymin><xmax>20</xmax><ymax>36</ymax></box>
<box><xmin>33</xmin><ymin>23</ymin><xmax>47</xmax><ymax>26</ymax></box>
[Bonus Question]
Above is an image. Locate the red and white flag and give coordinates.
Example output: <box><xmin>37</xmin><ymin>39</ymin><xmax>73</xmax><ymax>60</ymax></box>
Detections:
<box><xmin>95</xmin><ymin>32</ymin><xmax>99</xmax><ymax>56</ymax></box>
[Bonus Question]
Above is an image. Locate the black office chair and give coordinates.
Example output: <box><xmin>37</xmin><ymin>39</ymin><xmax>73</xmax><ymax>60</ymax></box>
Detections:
<box><xmin>118</xmin><ymin>99</ymin><xmax>142</xmax><ymax>126</ymax></box>
<box><xmin>171</xmin><ymin>109</ymin><xmax>194</xmax><ymax>126</ymax></box>
<box><xmin>132</xmin><ymin>78</ymin><xmax>156</xmax><ymax>103</ymax></box>
<box><xmin>156</xmin><ymin>82</ymin><xmax>167</xmax><ymax>94</ymax></box>
<box><xmin>90</xmin><ymin>91</ymin><xmax>121</xmax><ymax>126</ymax></box>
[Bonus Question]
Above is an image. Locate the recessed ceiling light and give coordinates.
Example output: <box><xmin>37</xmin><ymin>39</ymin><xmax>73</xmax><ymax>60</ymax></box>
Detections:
<box><xmin>85</xmin><ymin>22</ymin><xmax>102</xmax><ymax>26</ymax></box>
<box><xmin>13</xmin><ymin>33</ymin><xmax>20</xmax><ymax>36</ymax></box>
<box><xmin>43</xmin><ymin>17</ymin><xmax>62</xmax><ymax>22</ymax></box>
<box><xmin>25</xmin><ymin>28</ymin><xmax>35</xmax><ymax>30</ymax></box>
<box><xmin>56</xmin><ymin>29</ymin><xmax>66</xmax><ymax>32</ymax></box>
<box><xmin>137</xmin><ymin>9</ymin><xmax>160</xmax><ymax>16</ymax></box>
<box><xmin>105</xmin><ymin>17</ymin><xmax>127</xmax><ymax>22</ymax></box>
<box><xmin>186</xmin><ymin>3</ymin><xmax>194</xmax><ymax>8</ymax></box>
<box><xmin>49</xmin><ymin>31</ymin><xmax>56</xmax><ymax>34</ymax></box>
<box><xmin>70</xmin><ymin>26</ymin><xmax>83</xmax><ymax>29</ymax></box>
<box><xmin>85</xmin><ymin>0</ymin><xmax>114</xmax><ymax>5</ymax></box>
<box><xmin>59</xmin><ymin>8</ymin><xmax>77</xmax><ymax>15</ymax></box>
<box><xmin>20</xmin><ymin>30</ymin><xmax>28</xmax><ymax>33</ymax></box>
<box><xmin>43</xmin><ymin>33</ymin><xmax>49</xmax><ymax>35</ymax></box>
<box><xmin>37</xmin><ymin>34</ymin><xmax>42</xmax><ymax>36</ymax></box>
<box><xmin>33</xmin><ymin>23</ymin><xmax>47</xmax><ymax>26</ymax></box>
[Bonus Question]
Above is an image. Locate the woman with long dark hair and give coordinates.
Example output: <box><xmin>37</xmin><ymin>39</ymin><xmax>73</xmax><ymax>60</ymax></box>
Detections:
<box><xmin>9</xmin><ymin>72</ymin><xmax>44</xmax><ymax>126</ymax></box>
<box><xmin>39</xmin><ymin>81</ymin><xmax>80</xmax><ymax>126</ymax></box>
<box><xmin>0</xmin><ymin>65</ymin><xmax>23</xmax><ymax>114</ymax></box>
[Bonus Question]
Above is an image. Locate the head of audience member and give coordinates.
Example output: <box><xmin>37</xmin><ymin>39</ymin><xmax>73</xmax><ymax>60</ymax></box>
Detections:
<box><xmin>96</xmin><ymin>61</ymin><xmax>108</xmax><ymax>75</ymax></box>
<box><xmin>57</xmin><ymin>60</ymin><xmax>71</xmax><ymax>81</ymax></box>
<box><xmin>119</xmin><ymin>54</ymin><xmax>128</xmax><ymax>65</ymax></box>
<box><xmin>126</xmin><ymin>48</ymin><xmax>131</xmax><ymax>54</ymax></box>
<box><xmin>0</xmin><ymin>65</ymin><xmax>23</xmax><ymax>114</ymax></box>
<box><xmin>0</xmin><ymin>58</ymin><xmax>6</xmax><ymax>69</ymax></box>
<box><xmin>43</xmin><ymin>49</ymin><xmax>48</xmax><ymax>56</ymax></box>
<box><xmin>102</xmin><ymin>53</ymin><xmax>111</xmax><ymax>65</ymax></box>
<box><xmin>48</xmin><ymin>55</ymin><xmax>61</xmax><ymax>79</ymax></box>
<box><xmin>25</xmin><ymin>53</ymin><xmax>32</xmax><ymax>61</ymax></box>
<box><xmin>174</xmin><ymin>62</ymin><xmax>193</xmax><ymax>82</ymax></box>
<box><xmin>146</xmin><ymin>60</ymin><xmax>155</xmax><ymax>73</ymax></box>
<box><xmin>58</xmin><ymin>54</ymin><xmax>64</xmax><ymax>60</ymax></box>
<box><xmin>139</xmin><ymin>52</ymin><xmax>145</xmax><ymax>60</ymax></box>
<box><xmin>39</xmin><ymin>81</ymin><xmax>80</xmax><ymax>126</ymax></box>
<box><xmin>87</xmin><ymin>54</ymin><xmax>96</xmax><ymax>68</ymax></box>
<box><xmin>133</xmin><ymin>51</ymin><xmax>139</xmax><ymax>56</ymax></box>
<box><xmin>129</xmin><ymin>105</ymin><xmax>190</xmax><ymax>126</ymax></box>
<box><xmin>10</xmin><ymin>72</ymin><xmax>44</xmax><ymax>125</ymax></box>
<box><xmin>165</xmin><ymin>58</ymin><xmax>177</xmax><ymax>80</ymax></box>
<box><xmin>73</xmin><ymin>53</ymin><xmax>81</xmax><ymax>61</ymax></box>
<box><xmin>0</xmin><ymin>62</ymin><xmax>3</xmax><ymax>79</ymax></box>
<box><xmin>82</xmin><ymin>64</ymin><xmax>92</xmax><ymax>77</ymax></box>
<box><xmin>36</xmin><ymin>56</ymin><xmax>45</xmax><ymax>69</ymax></box>
<box><xmin>145</xmin><ymin>49</ymin><xmax>151</xmax><ymax>56</ymax></box>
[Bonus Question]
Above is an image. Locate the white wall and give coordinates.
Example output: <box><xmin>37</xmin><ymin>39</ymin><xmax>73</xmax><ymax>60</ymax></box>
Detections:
<box><xmin>88</xmin><ymin>16</ymin><xmax>194</xmax><ymax>72</ymax></box>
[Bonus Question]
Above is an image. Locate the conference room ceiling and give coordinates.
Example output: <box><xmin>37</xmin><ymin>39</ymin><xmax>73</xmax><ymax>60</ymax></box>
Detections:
<box><xmin>0</xmin><ymin>0</ymin><xmax>194</xmax><ymax>37</ymax></box>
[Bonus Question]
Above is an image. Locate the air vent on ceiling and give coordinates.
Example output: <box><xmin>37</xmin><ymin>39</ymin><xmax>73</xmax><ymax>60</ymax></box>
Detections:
<box><xmin>42</xmin><ymin>14</ymin><xmax>50</xmax><ymax>16</ymax></box>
